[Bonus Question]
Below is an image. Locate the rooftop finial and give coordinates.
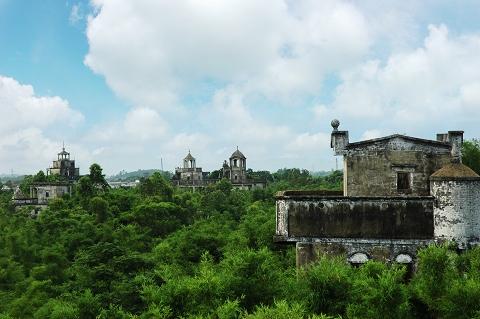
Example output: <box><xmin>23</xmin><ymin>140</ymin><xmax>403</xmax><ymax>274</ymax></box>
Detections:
<box><xmin>62</xmin><ymin>141</ymin><xmax>65</xmax><ymax>151</ymax></box>
<box><xmin>237</xmin><ymin>146</ymin><xmax>239</xmax><ymax>150</ymax></box>
<box><xmin>331</xmin><ymin>119</ymin><xmax>340</xmax><ymax>131</ymax></box>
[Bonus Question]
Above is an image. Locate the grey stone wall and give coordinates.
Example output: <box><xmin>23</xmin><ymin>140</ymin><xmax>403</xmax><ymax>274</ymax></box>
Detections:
<box><xmin>431</xmin><ymin>179</ymin><xmax>480</xmax><ymax>247</ymax></box>
<box><xmin>296</xmin><ymin>239</ymin><xmax>431</xmax><ymax>268</ymax></box>
<box><xmin>275</xmin><ymin>193</ymin><xmax>434</xmax><ymax>241</ymax></box>
<box><xmin>344</xmin><ymin>137</ymin><xmax>451</xmax><ymax>196</ymax></box>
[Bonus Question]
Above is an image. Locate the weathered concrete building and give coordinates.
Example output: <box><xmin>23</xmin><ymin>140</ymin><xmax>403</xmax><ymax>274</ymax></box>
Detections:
<box><xmin>48</xmin><ymin>146</ymin><xmax>80</xmax><ymax>181</ymax></box>
<box><xmin>275</xmin><ymin>120</ymin><xmax>480</xmax><ymax>267</ymax></box>
<box><xmin>172</xmin><ymin>148</ymin><xmax>266</xmax><ymax>190</ymax></box>
<box><xmin>221</xmin><ymin>148</ymin><xmax>265</xmax><ymax>189</ymax></box>
<box><xmin>172</xmin><ymin>151</ymin><xmax>206</xmax><ymax>187</ymax></box>
<box><xmin>30</xmin><ymin>182</ymin><xmax>73</xmax><ymax>205</ymax></box>
<box><xmin>13</xmin><ymin>146</ymin><xmax>79</xmax><ymax>210</ymax></box>
<box><xmin>222</xmin><ymin>148</ymin><xmax>248</xmax><ymax>184</ymax></box>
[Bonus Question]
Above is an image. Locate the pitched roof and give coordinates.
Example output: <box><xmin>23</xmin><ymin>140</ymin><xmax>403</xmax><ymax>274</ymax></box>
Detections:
<box><xmin>431</xmin><ymin>162</ymin><xmax>480</xmax><ymax>180</ymax></box>
<box><xmin>184</xmin><ymin>152</ymin><xmax>195</xmax><ymax>161</ymax></box>
<box><xmin>347</xmin><ymin>134</ymin><xmax>450</xmax><ymax>149</ymax></box>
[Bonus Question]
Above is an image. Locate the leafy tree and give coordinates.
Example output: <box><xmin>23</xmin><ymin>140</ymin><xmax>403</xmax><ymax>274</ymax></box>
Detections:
<box><xmin>220</xmin><ymin>248</ymin><xmax>283</xmax><ymax>311</ymax></box>
<box><xmin>90</xmin><ymin>197</ymin><xmax>109</xmax><ymax>223</ymax></box>
<box><xmin>296</xmin><ymin>257</ymin><xmax>353</xmax><ymax>316</ymax></box>
<box><xmin>411</xmin><ymin>245</ymin><xmax>457</xmax><ymax>316</ymax></box>
<box><xmin>138</xmin><ymin>172</ymin><xmax>173</xmax><ymax>199</ymax></box>
<box><xmin>89</xmin><ymin>163</ymin><xmax>109</xmax><ymax>190</ymax></box>
<box><xmin>207</xmin><ymin>169</ymin><xmax>223</xmax><ymax>180</ymax></box>
<box><xmin>463</xmin><ymin>139</ymin><xmax>480</xmax><ymax>174</ymax></box>
<box><xmin>347</xmin><ymin>262</ymin><xmax>410</xmax><ymax>319</ymax></box>
<box><xmin>77</xmin><ymin>176</ymin><xmax>94</xmax><ymax>198</ymax></box>
<box><xmin>18</xmin><ymin>175</ymin><xmax>33</xmax><ymax>196</ymax></box>
<box><xmin>33</xmin><ymin>171</ymin><xmax>47</xmax><ymax>183</ymax></box>
<box><xmin>123</xmin><ymin>202</ymin><xmax>188</xmax><ymax>237</ymax></box>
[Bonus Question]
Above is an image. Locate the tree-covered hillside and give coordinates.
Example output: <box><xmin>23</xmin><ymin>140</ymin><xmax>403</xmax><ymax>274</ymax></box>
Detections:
<box><xmin>0</xmin><ymin>166</ymin><xmax>480</xmax><ymax>318</ymax></box>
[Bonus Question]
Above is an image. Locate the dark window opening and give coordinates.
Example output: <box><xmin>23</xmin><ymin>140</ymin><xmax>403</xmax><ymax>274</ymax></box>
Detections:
<box><xmin>397</xmin><ymin>172</ymin><xmax>410</xmax><ymax>190</ymax></box>
<box><xmin>45</xmin><ymin>192</ymin><xmax>49</xmax><ymax>198</ymax></box>
<box><xmin>235</xmin><ymin>175</ymin><xmax>238</xmax><ymax>180</ymax></box>
<box><xmin>234</xmin><ymin>159</ymin><xmax>238</xmax><ymax>167</ymax></box>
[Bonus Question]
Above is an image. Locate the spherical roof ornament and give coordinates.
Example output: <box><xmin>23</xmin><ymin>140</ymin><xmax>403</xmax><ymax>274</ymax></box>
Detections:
<box><xmin>331</xmin><ymin>119</ymin><xmax>340</xmax><ymax>131</ymax></box>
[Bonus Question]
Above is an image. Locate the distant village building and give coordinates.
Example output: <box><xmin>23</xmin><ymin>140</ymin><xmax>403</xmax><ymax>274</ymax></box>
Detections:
<box><xmin>275</xmin><ymin>120</ymin><xmax>480</xmax><ymax>268</ymax></box>
<box><xmin>47</xmin><ymin>146</ymin><xmax>80</xmax><ymax>181</ymax></box>
<box><xmin>108</xmin><ymin>180</ymin><xmax>141</xmax><ymax>189</ymax></box>
<box><xmin>30</xmin><ymin>182</ymin><xmax>73</xmax><ymax>205</ymax></box>
<box><xmin>172</xmin><ymin>148</ymin><xmax>266</xmax><ymax>190</ymax></box>
<box><xmin>13</xmin><ymin>145</ymin><xmax>78</xmax><ymax>210</ymax></box>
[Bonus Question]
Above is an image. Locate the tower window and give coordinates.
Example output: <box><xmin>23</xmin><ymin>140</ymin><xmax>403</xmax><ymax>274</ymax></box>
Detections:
<box><xmin>397</xmin><ymin>172</ymin><xmax>410</xmax><ymax>191</ymax></box>
<box><xmin>235</xmin><ymin>175</ymin><xmax>238</xmax><ymax>180</ymax></box>
<box><xmin>234</xmin><ymin>159</ymin><xmax>238</xmax><ymax>167</ymax></box>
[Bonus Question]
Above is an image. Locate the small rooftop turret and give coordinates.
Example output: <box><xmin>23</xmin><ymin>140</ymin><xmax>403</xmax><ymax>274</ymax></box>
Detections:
<box><xmin>330</xmin><ymin>119</ymin><xmax>349</xmax><ymax>155</ymax></box>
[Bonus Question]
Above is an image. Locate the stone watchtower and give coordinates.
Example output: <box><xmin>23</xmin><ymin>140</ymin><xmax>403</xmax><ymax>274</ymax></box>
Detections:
<box><xmin>48</xmin><ymin>145</ymin><xmax>80</xmax><ymax>181</ymax></box>
<box><xmin>174</xmin><ymin>151</ymin><xmax>203</xmax><ymax>184</ymax></box>
<box><xmin>430</xmin><ymin>162</ymin><xmax>480</xmax><ymax>248</ymax></box>
<box><xmin>228</xmin><ymin>147</ymin><xmax>247</xmax><ymax>184</ymax></box>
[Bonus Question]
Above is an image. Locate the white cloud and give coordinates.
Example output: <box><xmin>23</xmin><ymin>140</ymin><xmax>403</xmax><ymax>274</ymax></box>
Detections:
<box><xmin>361</xmin><ymin>129</ymin><xmax>382</xmax><ymax>140</ymax></box>
<box><xmin>124</xmin><ymin>107</ymin><xmax>167</xmax><ymax>140</ymax></box>
<box><xmin>312</xmin><ymin>104</ymin><xmax>329</xmax><ymax>121</ymax></box>
<box><xmin>460</xmin><ymin>82</ymin><xmax>480</xmax><ymax>111</ymax></box>
<box><xmin>210</xmin><ymin>87</ymin><xmax>291</xmax><ymax>143</ymax></box>
<box><xmin>0</xmin><ymin>76</ymin><xmax>85</xmax><ymax>173</ymax></box>
<box><xmin>69</xmin><ymin>4</ymin><xmax>83</xmax><ymax>25</ymax></box>
<box><xmin>327</xmin><ymin>25</ymin><xmax>480</xmax><ymax>133</ymax></box>
<box><xmin>0</xmin><ymin>76</ymin><xmax>83</xmax><ymax>134</ymax></box>
<box><xmin>84</xmin><ymin>0</ymin><xmax>372</xmax><ymax>108</ymax></box>
<box><xmin>286</xmin><ymin>132</ymin><xmax>330</xmax><ymax>152</ymax></box>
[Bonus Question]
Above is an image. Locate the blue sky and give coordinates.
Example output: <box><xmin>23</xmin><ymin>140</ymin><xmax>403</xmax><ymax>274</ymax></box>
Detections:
<box><xmin>1</xmin><ymin>0</ymin><xmax>480</xmax><ymax>175</ymax></box>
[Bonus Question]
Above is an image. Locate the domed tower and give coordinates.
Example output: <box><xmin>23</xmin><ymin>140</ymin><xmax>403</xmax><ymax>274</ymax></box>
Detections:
<box><xmin>430</xmin><ymin>161</ymin><xmax>480</xmax><ymax>248</ymax></box>
<box><xmin>229</xmin><ymin>147</ymin><xmax>247</xmax><ymax>184</ymax></box>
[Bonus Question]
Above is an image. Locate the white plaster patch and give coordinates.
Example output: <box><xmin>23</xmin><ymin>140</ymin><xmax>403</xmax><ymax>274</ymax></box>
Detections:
<box><xmin>395</xmin><ymin>253</ymin><xmax>413</xmax><ymax>264</ymax></box>
<box><xmin>348</xmin><ymin>252</ymin><xmax>369</xmax><ymax>264</ymax></box>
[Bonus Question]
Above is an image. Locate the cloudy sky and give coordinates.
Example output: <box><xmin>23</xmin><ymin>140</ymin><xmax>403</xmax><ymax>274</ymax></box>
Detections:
<box><xmin>1</xmin><ymin>0</ymin><xmax>480</xmax><ymax>175</ymax></box>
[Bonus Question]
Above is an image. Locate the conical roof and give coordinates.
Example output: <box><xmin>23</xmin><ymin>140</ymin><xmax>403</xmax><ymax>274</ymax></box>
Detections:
<box><xmin>184</xmin><ymin>151</ymin><xmax>195</xmax><ymax>161</ymax></box>
<box><xmin>230</xmin><ymin>148</ymin><xmax>246</xmax><ymax>159</ymax></box>
<box><xmin>431</xmin><ymin>162</ymin><xmax>480</xmax><ymax>181</ymax></box>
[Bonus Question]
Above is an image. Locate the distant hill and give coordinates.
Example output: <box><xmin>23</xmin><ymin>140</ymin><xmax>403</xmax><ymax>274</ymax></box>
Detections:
<box><xmin>108</xmin><ymin>169</ymin><xmax>173</xmax><ymax>182</ymax></box>
<box><xmin>0</xmin><ymin>174</ymin><xmax>25</xmax><ymax>185</ymax></box>
<box><xmin>310</xmin><ymin>170</ymin><xmax>342</xmax><ymax>177</ymax></box>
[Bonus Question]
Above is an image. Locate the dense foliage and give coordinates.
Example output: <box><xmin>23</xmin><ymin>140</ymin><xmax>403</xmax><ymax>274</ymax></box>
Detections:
<box><xmin>0</xmin><ymin>168</ymin><xmax>480</xmax><ymax>318</ymax></box>
<box><xmin>463</xmin><ymin>139</ymin><xmax>480</xmax><ymax>174</ymax></box>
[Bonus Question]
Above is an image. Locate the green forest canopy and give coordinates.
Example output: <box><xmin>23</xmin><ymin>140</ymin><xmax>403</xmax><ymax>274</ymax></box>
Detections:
<box><xmin>0</xmin><ymin>140</ymin><xmax>478</xmax><ymax>318</ymax></box>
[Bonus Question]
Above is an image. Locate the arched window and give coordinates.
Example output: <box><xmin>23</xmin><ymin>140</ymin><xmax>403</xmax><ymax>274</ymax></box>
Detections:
<box><xmin>395</xmin><ymin>254</ymin><xmax>412</xmax><ymax>264</ymax></box>
<box><xmin>348</xmin><ymin>252</ymin><xmax>369</xmax><ymax>265</ymax></box>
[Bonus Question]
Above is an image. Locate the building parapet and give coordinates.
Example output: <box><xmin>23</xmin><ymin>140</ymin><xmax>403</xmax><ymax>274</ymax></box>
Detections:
<box><xmin>275</xmin><ymin>192</ymin><xmax>434</xmax><ymax>242</ymax></box>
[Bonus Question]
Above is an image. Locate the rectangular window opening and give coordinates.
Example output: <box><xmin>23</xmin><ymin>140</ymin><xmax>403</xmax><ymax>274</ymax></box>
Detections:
<box><xmin>397</xmin><ymin>172</ymin><xmax>410</xmax><ymax>191</ymax></box>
